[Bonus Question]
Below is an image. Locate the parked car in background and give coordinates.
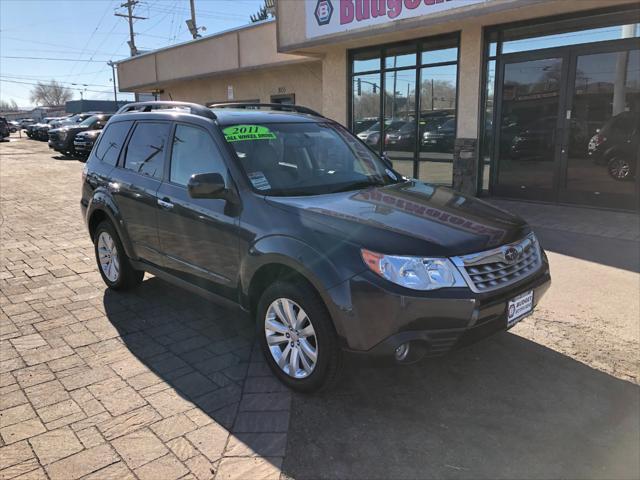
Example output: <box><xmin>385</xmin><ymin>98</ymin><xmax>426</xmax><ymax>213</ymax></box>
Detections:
<box><xmin>74</xmin><ymin>129</ymin><xmax>102</xmax><ymax>161</ymax></box>
<box><xmin>421</xmin><ymin>116</ymin><xmax>456</xmax><ymax>152</ymax></box>
<box><xmin>358</xmin><ymin>119</ymin><xmax>406</xmax><ymax>148</ymax></box>
<box><xmin>19</xmin><ymin>118</ymin><xmax>36</xmax><ymax>129</ymax></box>
<box><xmin>49</xmin><ymin>113</ymin><xmax>111</xmax><ymax>156</ymax></box>
<box><xmin>385</xmin><ymin>121</ymin><xmax>415</xmax><ymax>151</ymax></box>
<box><xmin>354</xmin><ymin>117</ymin><xmax>378</xmax><ymax>134</ymax></box>
<box><xmin>0</xmin><ymin>117</ymin><xmax>10</xmax><ymax>141</ymax></box>
<box><xmin>81</xmin><ymin>101</ymin><xmax>551</xmax><ymax>393</ymax></box>
<box><xmin>8</xmin><ymin>120</ymin><xmax>19</xmax><ymax>133</ymax></box>
<box><xmin>25</xmin><ymin>118</ymin><xmax>52</xmax><ymax>138</ymax></box>
<box><xmin>588</xmin><ymin>111</ymin><xmax>639</xmax><ymax>181</ymax></box>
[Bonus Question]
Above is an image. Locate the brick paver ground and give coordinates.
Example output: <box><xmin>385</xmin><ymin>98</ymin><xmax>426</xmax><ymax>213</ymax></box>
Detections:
<box><xmin>1</xmin><ymin>137</ymin><xmax>289</xmax><ymax>480</ymax></box>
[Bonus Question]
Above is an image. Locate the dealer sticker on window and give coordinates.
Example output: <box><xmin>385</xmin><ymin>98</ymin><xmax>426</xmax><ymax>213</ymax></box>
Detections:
<box><xmin>507</xmin><ymin>290</ymin><xmax>533</xmax><ymax>328</ymax></box>
<box><xmin>247</xmin><ymin>171</ymin><xmax>271</xmax><ymax>191</ymax></box>
<box><xmin>223</xmin><ymin>125</ymin><xmax>276</xmax><ymax>142</ymax></box>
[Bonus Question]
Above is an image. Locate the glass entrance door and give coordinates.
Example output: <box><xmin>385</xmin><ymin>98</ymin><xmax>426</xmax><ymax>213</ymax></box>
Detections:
<box><xmin>560</xmin><ymin>47</ymin><xmax>639</xmax><ymax>210</ymax></box>
<box><xmin>493</xmin><ymin>54</ymin><xmax>567</xmax><ymax>200</ymax></box>
<box><xmin>493</xmin><ymin>43</ymin><xmax>639</xmax><ymax>210</ymax></box>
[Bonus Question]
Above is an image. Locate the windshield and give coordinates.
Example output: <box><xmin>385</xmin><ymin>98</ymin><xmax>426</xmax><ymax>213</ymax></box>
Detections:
<box><xmin>224</xmin><ymin>122</ymin><xmax>401</xmax><ymax>196</ymax></box>
<box><xmin>78</xmin><ymin>116</ymin><xmax>97</xmax><ymax>128</ymax></box>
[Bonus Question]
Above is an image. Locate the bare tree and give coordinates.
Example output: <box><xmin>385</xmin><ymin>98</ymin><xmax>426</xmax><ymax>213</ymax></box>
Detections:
<box><xmin>30</xmin><ymin>80</ymin><xmax>73</xmax><ymax>107</ymax></box>
<box><xmin>250</xmin><ymin>0</ymin><xmax>275</xmax><ymax>22</ymax></box>
<box><xmin>0</xmin><ymin>99</ymin><xmax>19</xmax><ymax>111</ymax></box>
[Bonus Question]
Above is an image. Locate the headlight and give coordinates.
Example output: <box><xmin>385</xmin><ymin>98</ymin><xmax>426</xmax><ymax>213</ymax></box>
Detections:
<box><xmin>58</xmin><ymin>131</ymin><xmax>67</xmax><ymax>140</ymax></box>
<box><xmin>361</xmin><ymin>249</ymin><xmax>467</xmax><ymax>291</ymax></box>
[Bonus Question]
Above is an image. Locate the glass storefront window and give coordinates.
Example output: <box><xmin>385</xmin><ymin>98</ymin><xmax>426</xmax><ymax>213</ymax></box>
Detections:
<box><xmin>350</xmin><ymin>35</ymin><xmax>459</xmax><ymax>185</ymax></box>
<box><xmin>418</xmin><ymin>64</ymin><xmax>457</xmax><ymax>185</ymax></box>
<box><xmin>385</xmin><ymin>45</ymin><xmax>417</xmax><ymax>69</ymax></box>
<box><xmin>502</xmin><ymin>23</ymin><xmax>639</xmax><ymax>54</ymax></box>
<box><xmin>384</xmin><ymin>69</ymin><xmax>417</xmax><ymax>178</ymax></box>
<box><xmin>486</xmin><ymin>6</ymin><xmax>639</xmax><ymax>209</ymax></box>
<box><xmin>421</xmin><ymin>47</ymin><xmax>458</xmax><ymax>65</ymax></box>
<box><xmin>352</xmin><ymin>72</ymin><xmax>382</xmax><ymax>151</ymax></box>
<box><xmin>353</xmin><ymin>51</ymin><xmax>381</xmax><ymax>73</ymax></box>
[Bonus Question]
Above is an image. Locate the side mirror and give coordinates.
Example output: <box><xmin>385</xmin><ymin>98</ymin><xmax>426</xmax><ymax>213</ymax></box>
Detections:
<box><xmin>187</xmin><ymin>172</ymin><xmax>227</xmax><ymax>199</ymax></box>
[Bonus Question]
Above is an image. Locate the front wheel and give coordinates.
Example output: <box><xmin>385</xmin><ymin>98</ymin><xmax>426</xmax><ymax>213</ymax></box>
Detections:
<box><xmin>93</xmin><ymin>221</ymin><xmax>144</xmax><ymax>290</ymax></box>
<box><xmin>607</xmin><ymin>157</ymin><xmax>633</xmax><ymax>181</ymax></box>
<box><xmin>257</xmin><ymin>281</ymin><xmax>341</xmax><ymax>393</ymax></box>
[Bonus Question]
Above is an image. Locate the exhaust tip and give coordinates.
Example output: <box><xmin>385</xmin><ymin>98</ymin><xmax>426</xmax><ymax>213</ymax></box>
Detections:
<box><xmin>394</xmin><ymin>341</ymin><xmax>427</xmax><ymax>364</ymax></box>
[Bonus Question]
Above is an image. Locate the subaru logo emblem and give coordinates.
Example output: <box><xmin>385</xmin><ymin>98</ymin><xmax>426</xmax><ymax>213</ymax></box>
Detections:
<box><xmin>503</xmin><ymin>246</ymin><xmax>520</xmax><ymax>264</ymax></box>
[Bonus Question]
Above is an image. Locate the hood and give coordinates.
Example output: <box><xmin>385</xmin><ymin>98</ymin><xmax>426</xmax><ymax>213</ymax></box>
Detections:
<box><xmin>265</xmin><ymin>181</ymin><xmax>529</xmax><ymax>257</ymax></box>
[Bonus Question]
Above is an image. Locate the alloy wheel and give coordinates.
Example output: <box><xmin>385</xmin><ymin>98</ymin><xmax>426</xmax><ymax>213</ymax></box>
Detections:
<box><xmin>97</xmin><ymin>231</ymin><xmax>120</xmax><ymax>282</ymax></box>
<box><xmin>264</xmin><ymin>298</ymin><xmax>318</xmax><ymax>379</ymax></box>
<box><xmin>608</xmin><ymin>158</ymin><xmax>631</xmax><ymax>180</ymax></box>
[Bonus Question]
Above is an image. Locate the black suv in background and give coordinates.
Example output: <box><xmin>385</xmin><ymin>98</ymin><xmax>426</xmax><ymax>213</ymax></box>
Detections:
<box><xmin>0</xmin><ymin>117</ymin><xmax>10</xmax><ymax>141</ymax></box>
<box><xmin>49</xmin><ymin>114</ymin><xmax>112</xmax><ymax>156</ymax></box>
<box><xmin>81</xmin><ymin>101</ymin><xmax>550</xmax><ymax>392</ymax></box>
<box><xmin>588</xmin><ymin>111</ymin><xmax>639</xmax><ymax>181</ymax></box>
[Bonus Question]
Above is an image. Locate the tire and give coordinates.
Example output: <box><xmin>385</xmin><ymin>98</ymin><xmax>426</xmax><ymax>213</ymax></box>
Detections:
<box><xmin>93</xmin><ymin>220</ymin><xmax>144</xmax><ymax>290</ymax></box>
<box><xmin>257</xmin><ymin>281</ymin><xmax>341</xmax><ymax>393</ymax></box>
<box><xmin>607</xmin><ymin>157</ymin><xmax>632</xmax><ymax>181</ymax></box>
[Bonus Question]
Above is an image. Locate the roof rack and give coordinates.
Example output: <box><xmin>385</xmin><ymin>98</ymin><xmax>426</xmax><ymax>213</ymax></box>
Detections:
<box><xmin>116</xmin><ymin>101</ymin><xmax>217</xmax><ymax>120</ymax></box>
<box><xmin>207</xmin><ymin>102</ymin><xmax>323</xmax><ymax>118</ymax></box>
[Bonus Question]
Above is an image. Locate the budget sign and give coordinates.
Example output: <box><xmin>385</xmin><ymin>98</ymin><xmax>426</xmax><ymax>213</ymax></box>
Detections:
<box><xmin>306</xmin><ymin>0</ymin><xmax>486</xmax><ymax>39</ymax></box>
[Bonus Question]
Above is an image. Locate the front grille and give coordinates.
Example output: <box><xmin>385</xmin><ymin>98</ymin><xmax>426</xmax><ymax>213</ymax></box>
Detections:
<box><xmin>452</xmin><ymin>234</ymin><xmax>541</xmax><ymax>293</ymax></box>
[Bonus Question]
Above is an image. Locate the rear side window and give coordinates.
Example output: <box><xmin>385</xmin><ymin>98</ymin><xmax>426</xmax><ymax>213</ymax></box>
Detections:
<box><xmin>124</xmin><ymin>122</ymin><xmax>171</xmax><ymax>179</ymax></box>
<box><xmin>94</xmin><ymin>121</ymin><xmax>132</xmax><ymax>166</ymax></box>
<box><xmin>170</xmin><ymin>124</ymin><xmax>227</xmax><ymax>186</ymax></box>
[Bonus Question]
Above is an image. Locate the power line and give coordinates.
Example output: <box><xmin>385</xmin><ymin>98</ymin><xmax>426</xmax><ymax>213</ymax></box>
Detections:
<box><xmin>0</xmin><ymin>75</ymin><xmax>111</xmax><ymax>88</ymax></box>
<box><xmin>68</xmin><ymin>0</ymin><xmax>117</xmax><ymax>77</ymax></box>
<box><xmin>1</xmin><ymin>56</ymin><xmax>114</xmax><ymax>62</ymax></box>
<box><xmin>0</xmin><ymin>78</ymin><xmax>113</xmax><ymax>94</ymax></box>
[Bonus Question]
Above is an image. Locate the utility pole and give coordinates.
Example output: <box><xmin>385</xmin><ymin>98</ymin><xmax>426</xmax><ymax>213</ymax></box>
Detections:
<box><xmin>186</xmin><ymin>0</ymin><xmax>205</xmax><ymax>39</ymax></box>
<box><xmin>115</xmin><ymin>1</ymin><xmax>146</xmax><ymax>56</ymax></box>
<box><xmin>107</xmin><ymin>61</ymin><xmax>118</xmax><ymax>110</ymax></box>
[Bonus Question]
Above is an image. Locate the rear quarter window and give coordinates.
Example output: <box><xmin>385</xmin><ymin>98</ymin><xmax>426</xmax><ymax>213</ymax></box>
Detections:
<box><xmin>94</xmin><ymin>121</ymin><xmax>133</xmax><ymax>166</ymax></box>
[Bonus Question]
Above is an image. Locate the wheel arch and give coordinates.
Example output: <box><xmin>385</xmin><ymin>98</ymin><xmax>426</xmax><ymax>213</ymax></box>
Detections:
<box><xmin>86</xmin><ymin>193</ymin><xmax>135</xmax><ymax>259</ymax></box>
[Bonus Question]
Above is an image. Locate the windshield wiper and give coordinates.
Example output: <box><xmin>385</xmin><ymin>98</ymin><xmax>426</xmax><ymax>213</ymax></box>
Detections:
<box><xmin>329</xmin><ymin>180</ymin><xmax>386</xmax><ymax>194</ymax></box>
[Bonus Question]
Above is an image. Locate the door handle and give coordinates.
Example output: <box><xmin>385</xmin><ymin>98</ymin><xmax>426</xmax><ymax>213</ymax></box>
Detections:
<box><xmin>157</xmin><ymin>198</ymin><xmax>174</xmax><ymax>209</ymax></box>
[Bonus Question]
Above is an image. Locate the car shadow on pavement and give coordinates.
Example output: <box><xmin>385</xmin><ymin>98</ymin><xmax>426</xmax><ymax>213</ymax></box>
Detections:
<box><xmin>103</xmin><ymin>277</ymin><xmax>639</xmax><ymax>480</ymax></box>
<box><xmin>101</xmin><ymin>277</ymin><xmax>293</xmax><ymax>471</ymax></box>
<box><xmin>283</xmin><ymin>333</ymin><xmax>640</xmax><ymax>480</ymax></box>
<box><xmin>51</xmin><ymin>153</ymin><xmax>78</xmax><ymax>161</ymax></box>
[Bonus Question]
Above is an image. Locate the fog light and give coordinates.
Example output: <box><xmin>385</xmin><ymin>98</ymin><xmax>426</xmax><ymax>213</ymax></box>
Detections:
<box><xmin>394</xmin><ymin>343</ymin><xmax>410</xmax><ymax>362</ymax></box>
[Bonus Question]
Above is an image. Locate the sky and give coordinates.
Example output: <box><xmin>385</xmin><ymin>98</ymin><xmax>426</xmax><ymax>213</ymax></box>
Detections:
<box><xmin>0</xmin><ymin>0</ymin><xmax>266</xmax><ymax>108</ymax></box>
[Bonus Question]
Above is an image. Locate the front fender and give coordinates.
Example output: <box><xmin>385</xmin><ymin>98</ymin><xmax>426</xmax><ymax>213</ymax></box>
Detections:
<box><xmin>239</xmin><ymin>235</ymin><xmax>358</xmax><ymax>340</ymax></box>
<box><xmin>86</xmin><ymin>189</ymin><xmax>136</xmax><ymax>259</ymax></box>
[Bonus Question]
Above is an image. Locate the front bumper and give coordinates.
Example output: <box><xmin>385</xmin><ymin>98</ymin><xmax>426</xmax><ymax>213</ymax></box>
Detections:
<box><xmin>325</xmin><ymin>258</ymin><xmax>551</xmax><ymax>357</ymax></box>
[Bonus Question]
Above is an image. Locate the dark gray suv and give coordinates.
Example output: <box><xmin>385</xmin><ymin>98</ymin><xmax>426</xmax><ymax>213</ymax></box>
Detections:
<box><xmin>81</xmin><ymin>101</ymin><xmax>551</xmax><ymax>392</ymax></box>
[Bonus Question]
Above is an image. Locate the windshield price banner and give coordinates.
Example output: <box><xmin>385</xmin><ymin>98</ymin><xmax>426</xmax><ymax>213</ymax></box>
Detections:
<box><xmin>307</xmin><ymin>0</ymin><xmax>486</xmax><ymax>39</ymax></box>
<box><xmin>223</xmin><ymin>125</ymin><xmax>276</xmax><ymax>142</ymax></box>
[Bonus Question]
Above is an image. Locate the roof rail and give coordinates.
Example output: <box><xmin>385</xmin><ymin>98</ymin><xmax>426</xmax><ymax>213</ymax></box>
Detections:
<box><xmin>116</xmin><ymin>101</ymin><xmax>216</xmax><ymax>120</ymax></box>
<box><xmin>207</xmin><ymin>102</ymin><xmax>323</xmax><ymax>118</ymax></box>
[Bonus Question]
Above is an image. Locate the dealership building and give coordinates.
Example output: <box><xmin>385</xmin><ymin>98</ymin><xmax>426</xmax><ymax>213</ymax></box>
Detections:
<box><xmin>117</xmin><ymin>0</ymin><xmax>639</xmax><ymax>210</ymax></box>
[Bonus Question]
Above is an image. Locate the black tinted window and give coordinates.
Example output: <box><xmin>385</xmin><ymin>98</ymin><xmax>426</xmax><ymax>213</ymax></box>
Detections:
<box><xmin>170</xmin><ymin>125</ymin><xmax>226</xmax><ymax>186</ymax></box>
<box><xmin>94</xmin><ymin>121</ymin><xmax>132</xmax><ymax>166</ymax></box>
<box><xmin>124</xmin><ymin>122</ymin><xmax>170</xmax><ymax>179</ymax></box>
